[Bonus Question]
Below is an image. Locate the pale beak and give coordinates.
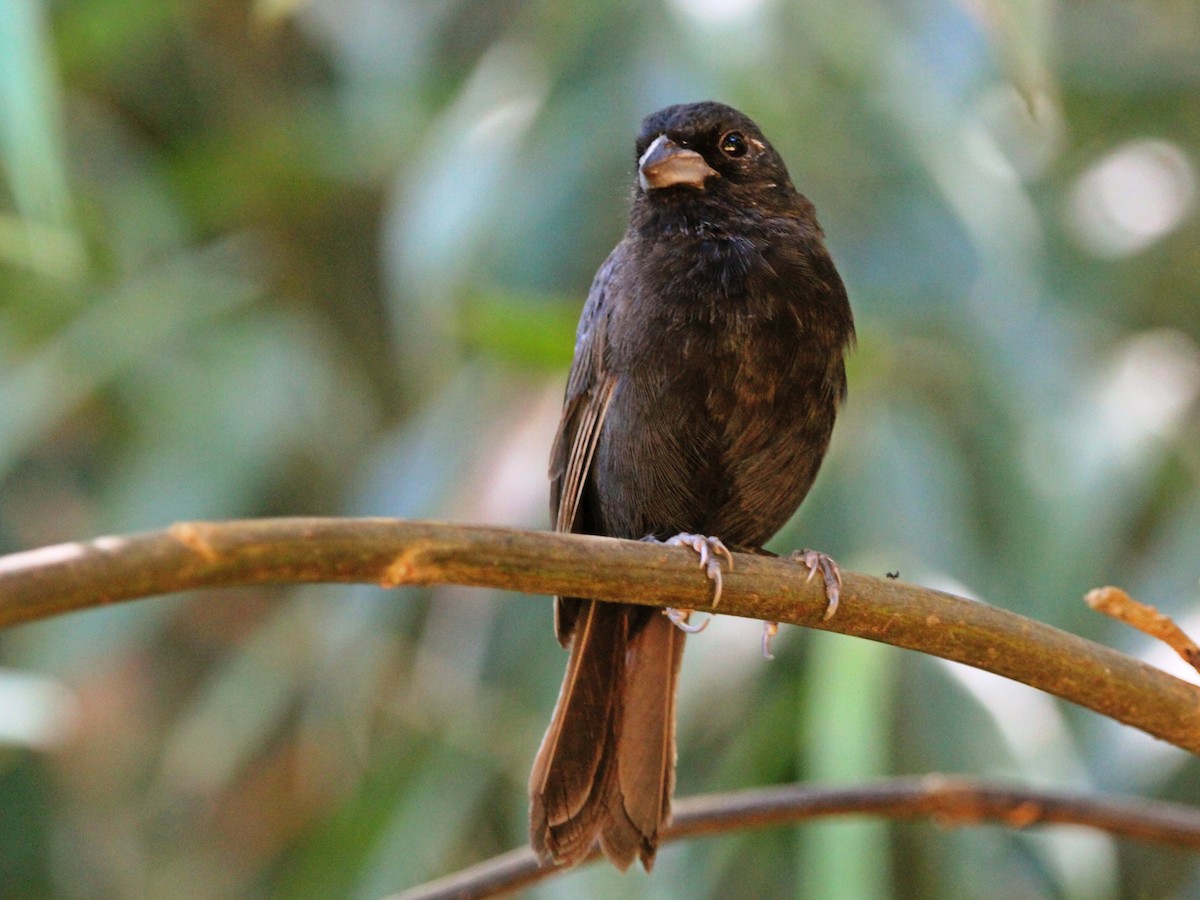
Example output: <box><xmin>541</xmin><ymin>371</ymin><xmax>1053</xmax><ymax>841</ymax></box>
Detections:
<box><xmin>638</xmin><ymin>134</ymin><xmax>718</xmax><ymax>191</ymax></box>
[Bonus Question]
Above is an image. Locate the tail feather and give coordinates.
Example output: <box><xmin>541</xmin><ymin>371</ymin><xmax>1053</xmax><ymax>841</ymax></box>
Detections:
<box><xmin>530</xmin><ymin>601</ymin><xmax>626</xmax><ymax>864</ymax></box>
<box><xmin>530</xmin><ymin>601</ymin><xmax>683</xmax><ymax>871</ymax></box>
<box><xmin>616</xmin><ymin>612</ymin><xmax>685</xmax><ymax>869</ymax></box>
<box><xmin>597</xmin><ymin>794</ymin><xmax>644</xmax><ymax>870</ymax></box>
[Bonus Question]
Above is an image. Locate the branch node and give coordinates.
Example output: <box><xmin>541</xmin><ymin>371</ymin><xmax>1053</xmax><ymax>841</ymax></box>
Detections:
<box><xmin>167</xmin><ymin>521</ymin><xmax>219</xmax><ymax>563</ymax></box>
<box><xmin>1004</xmin><ymin>801</ymin><xmax>1044</xmax><ymax>829</ymax></box>
<box><xmin>380</xmin><ymin>548</ymin><xmax>423</xmax><ymax>588</ymax></box>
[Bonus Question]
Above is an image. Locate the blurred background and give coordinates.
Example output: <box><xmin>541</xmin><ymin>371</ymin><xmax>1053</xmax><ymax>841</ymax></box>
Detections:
<box><xmin>1</xmin><ymin>0</ymin><xmax>1198</xmax><ymax>896</ymax></box>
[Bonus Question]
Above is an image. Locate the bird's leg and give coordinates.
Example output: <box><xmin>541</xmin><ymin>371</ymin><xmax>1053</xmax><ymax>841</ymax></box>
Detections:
<box><xmin>643</xmin><ymin>533</ymin><xmax>733</xmax><ymax>634</ymax></box>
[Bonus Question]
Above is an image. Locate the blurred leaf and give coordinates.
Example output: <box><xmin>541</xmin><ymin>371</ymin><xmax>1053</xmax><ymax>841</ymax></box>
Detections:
<box><xmin>0</xmin><ymin>240</ymin><xmax>263</xmax><ymax>483</ymax></box>
<box><xmin>0</xmin><ymin>0</ymin><xmax>73</xmax><ymax>227</ymax></box>
<box><xmin>459</xmin><ymin>290</ymin><xmax>579</xmax><ymax>368</ymax></box>
<box><xmin>800</xmin><ymin>633</ymin><xmax>897</xmax><ymax>900</ymax></box>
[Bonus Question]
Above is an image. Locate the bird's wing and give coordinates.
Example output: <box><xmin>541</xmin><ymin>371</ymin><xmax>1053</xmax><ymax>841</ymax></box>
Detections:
<box><xmin>548</xmin><ymin>245</ymin><xmax>622</xmax><ymax>644</ymax></box>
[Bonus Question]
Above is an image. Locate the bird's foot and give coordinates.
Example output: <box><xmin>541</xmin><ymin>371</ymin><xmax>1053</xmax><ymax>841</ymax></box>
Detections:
<box><xmin>647</xmin><ymin>533</ymin><xmax>732</xmax><ymax>634</ymax></box>
<box><xmin>761</xmin><ymin>621</ymin><xmax>779</xmax><ymax>660</ymax></box>
<box><xmin>662</xmin><ymin>533</ymin><xmax>733</xmax><ymax>606</ymax></box>
<box><xmin>664</xmin><ymin>607</ymin><xmax>711</xmax><ymax>633</ymax></box>
<box><xmin>760</xmin><ymin>549</ymin><xmax>843</xmax><ymax>658</ymax></box>
<box><xmin>791</xmin><ymin>548</ymin><xmax>842</xmax><ymax>620</ymax></box>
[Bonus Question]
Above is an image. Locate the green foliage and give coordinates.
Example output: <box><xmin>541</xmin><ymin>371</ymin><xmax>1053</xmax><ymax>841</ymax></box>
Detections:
<box><xmin>1</xmin><ymin>0</ymin><xmax>1199</xmax><ymax>896</ymax></box>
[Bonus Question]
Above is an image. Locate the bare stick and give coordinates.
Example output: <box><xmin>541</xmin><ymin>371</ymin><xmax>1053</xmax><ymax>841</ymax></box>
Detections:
<box><xmin>2</xmin><ymin>518</ymin><xmax>1199</xmax><ymax>752</ymax></box>
<box><xmin>1086</xmin><ymin>585</ymin><xmax>1200</xmax><ymax>675</ymax></box>
<box><xmin>386</xmin><ymin>775</ymin><xmax>1200</xmax><ymax>900</ymax></box>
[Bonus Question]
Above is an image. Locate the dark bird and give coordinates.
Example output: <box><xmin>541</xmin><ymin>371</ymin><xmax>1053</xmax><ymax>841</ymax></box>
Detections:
<box><xmin>529</xmin><ymin>101</ymin><xmax>855</xmax><ymax>872</ymax></box>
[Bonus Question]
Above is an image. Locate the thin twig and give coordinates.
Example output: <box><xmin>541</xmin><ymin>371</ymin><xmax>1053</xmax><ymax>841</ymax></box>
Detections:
<box><xmin>1087</xmin><ymin>585</ymin><xmax>1200</xmax><ymax>675</ymax></box>
<box><xmin>386</xmin><ymin>775</ymin><xmax>1200</xmax><ymax>900</ymax></box>
<box><xmin>1</xmin><ymin>518</ymin><xmax>1199</xmax><ymax>751</ymax></box>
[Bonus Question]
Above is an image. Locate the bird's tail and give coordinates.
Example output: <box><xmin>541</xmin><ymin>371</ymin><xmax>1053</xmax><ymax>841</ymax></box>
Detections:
<box><xmin>529</xmin><ymin>601</ymin><xmax>685</xmax><ymax>871</ymax></box>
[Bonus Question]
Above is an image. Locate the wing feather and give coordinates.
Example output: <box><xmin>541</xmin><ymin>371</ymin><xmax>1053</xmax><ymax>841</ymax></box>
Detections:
<box><xmin>548</xmin><ymin>246</ymin><xmax>623</xmax><ymax>644</ymax></box>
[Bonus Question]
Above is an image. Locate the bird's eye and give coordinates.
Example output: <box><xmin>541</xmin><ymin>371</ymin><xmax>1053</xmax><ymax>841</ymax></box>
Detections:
<box><xmin>719</xmin><ymin>131</ymin><xmax>748</xmax><ymax>158</ymax></box>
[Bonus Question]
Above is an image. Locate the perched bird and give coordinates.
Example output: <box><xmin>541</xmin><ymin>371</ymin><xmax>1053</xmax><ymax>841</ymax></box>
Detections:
<box><xmin>529</xmin><ymin>101</ymin><xmax>855</xmax><ymax>872</ymax></box>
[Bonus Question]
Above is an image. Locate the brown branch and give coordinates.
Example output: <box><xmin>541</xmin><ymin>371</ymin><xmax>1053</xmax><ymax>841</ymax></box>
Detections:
<box><xmin>386</xmin><ymin>775</ymin><xmax>1200</xmax><ymax>900</ymax></box>
<box><xmin>1087</xmin><ymin>585</ymin><xmax>1200</xmax><ymax>675</ymax></box>
<box><xmin>2</xmin><ymin>518</ymin><xmax>1200</xmax><ymax>752</ymax></box>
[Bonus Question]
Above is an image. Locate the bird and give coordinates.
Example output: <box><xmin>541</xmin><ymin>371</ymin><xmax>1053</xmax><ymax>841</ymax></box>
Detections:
<box><xmin>529</xmin><ymin>101</ymin><xmax>855</xmax><ymax>872</ymax></box>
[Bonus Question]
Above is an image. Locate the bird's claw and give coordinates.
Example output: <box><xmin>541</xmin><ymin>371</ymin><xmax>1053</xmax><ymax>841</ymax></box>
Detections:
<box><xmin>662</xmin><ymin>532</ymin><xmax>733</xmax><ymax>607</ymax></box>
<box><xmin>663</xmin><ymin>607</ymin><xmax>711</xmax><ymax>633</ymax></box>
<box><xmin>761</xmin><ymin>621</ymin><xmax>779</xmax><ymax>659</ymax></box>
<box><xmin>790</xmin><ymin>548</ymin><xmax>843</xmax><ymax>620</ymax></box>
<box><xmin>646</xmin><ymin>533</ymin><xmax>730</xmax><ymax>635</ymax></box>
<box><xmin>759</xmin><ymin>550</ymin><xmax>839</xmax><ymax>652</ymax></box>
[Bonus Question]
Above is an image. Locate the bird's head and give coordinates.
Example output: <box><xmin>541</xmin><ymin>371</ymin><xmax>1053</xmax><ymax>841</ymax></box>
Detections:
<box><xmin>633</xmin><ymin>101</ymin><xmax>796</xmax><ymax>205</ymax></box>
